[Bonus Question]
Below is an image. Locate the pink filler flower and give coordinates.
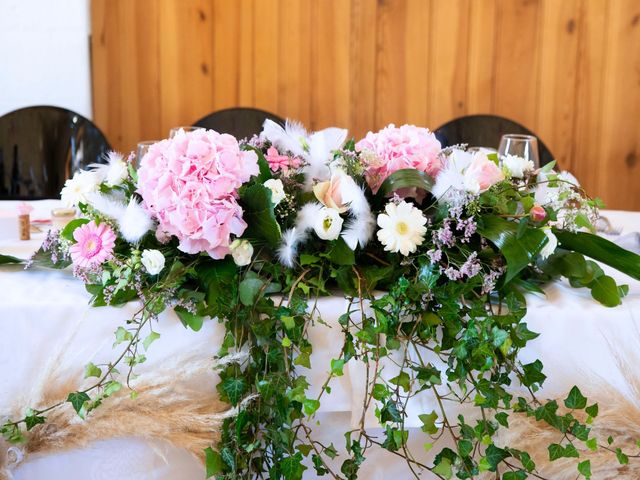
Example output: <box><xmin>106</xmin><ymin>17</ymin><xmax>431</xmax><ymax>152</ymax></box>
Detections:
<box><xmin>355</xmin><ymin>124</ymin><xmax>442</xmax><ymax>193</ymax></box>
<box><xmin>136</xmin><ymin>129</ymin><xmax>259</xmax><ymax>259</ymax></box>
<box><xmin>70</xmin><ymin>221</ymin><xmax>116</xmax><ymax>268</ymax></box>
<box><xmin>265</xmin><ymin>146</ymin><xmax>301</xmax><ymax>173</ymax></box>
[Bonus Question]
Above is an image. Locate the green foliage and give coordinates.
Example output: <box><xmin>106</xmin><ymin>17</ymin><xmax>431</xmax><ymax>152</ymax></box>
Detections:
<box><xmin>240</xmin><ymin>183</ymin><xmax>282</xmax><ymax>247</ymax></box>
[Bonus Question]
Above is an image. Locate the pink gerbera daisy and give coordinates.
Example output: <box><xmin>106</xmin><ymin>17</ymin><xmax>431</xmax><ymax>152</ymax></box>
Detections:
<box><xmin>69</xmin><ymin>221</ymin><xmax>116</xmax><ymax>268</ymax></box>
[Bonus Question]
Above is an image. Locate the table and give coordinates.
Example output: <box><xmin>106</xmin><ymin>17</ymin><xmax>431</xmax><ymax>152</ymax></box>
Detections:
<box><xmin>1</xmin><ymin>200</ymin><xmax>639</xmax><ymax>479</ymax></box>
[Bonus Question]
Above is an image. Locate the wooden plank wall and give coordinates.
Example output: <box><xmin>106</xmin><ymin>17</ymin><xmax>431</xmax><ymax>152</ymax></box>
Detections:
<box><xmin>91</xmin><ymin>0</ymin><xmax>640</xmax><ymax>210</ymax></box>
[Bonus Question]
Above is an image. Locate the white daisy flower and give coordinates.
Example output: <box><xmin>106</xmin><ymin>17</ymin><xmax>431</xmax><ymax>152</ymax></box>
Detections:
<box><xmin>376</xmin><ymin>201</ymin><xmax>427</xmax><ymax>256</ymax></box>
<box><xmin>503</xmin><ymin>154</ymin><xmax>534</xmax><ymax>178</ymax></box>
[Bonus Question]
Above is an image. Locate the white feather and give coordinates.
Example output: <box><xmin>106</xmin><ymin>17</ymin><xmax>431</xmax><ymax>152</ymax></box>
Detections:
<box><xmin>259</xmin><ymin>119</ymin><xmax>308</xmax><ymax>157</ymax></box>
<box><xmin>432</xmin><ymin>149</ymin><xmax>473</xmax><ymax>201</ymax></box>
<box><xmin>336</xmin><ymin>175</ymin><xmax>375</xmax><ymax>250</ymax></box>
<box><xmin>118</xmin><ymin>198</ymin><xmax>154</xmax><ymax>243</ymax></box>
<box><xmin>303</xmin><ymin>127</ymin><xmax>348</xmax><ymax>191</ymax></box>
<box><xmin>277</xmin><ymin>203</ymin><xmax>324</xmax><ymax>267</ymax></box>
<box><xmin>86</xmin><ymin>192</ymin><xmax>127</xmax><ymax>219</ymax></box>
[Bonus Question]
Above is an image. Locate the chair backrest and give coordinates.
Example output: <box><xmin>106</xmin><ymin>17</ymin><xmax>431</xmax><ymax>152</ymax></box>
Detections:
<box><xmin>193</xmin><ymin>107</ymin><xmax>285</xmax><ymax>140</ymax></box>
<box><xmin>433</xmin><ymin>114</ymin><xmax>554</xmax><ymax>166</ymax></box>
<box><xmin>0</xmin><ymin>106</ymin><xmax>111</xmax><ymax>200</ymax></box>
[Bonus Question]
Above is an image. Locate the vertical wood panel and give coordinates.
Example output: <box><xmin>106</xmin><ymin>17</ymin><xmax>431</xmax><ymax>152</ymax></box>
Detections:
<box><xmin>493</xmin><ymin>0</ymin><xmax>543</xmax><ymax>128</ymax></box>
<box><xmin>158</xmin><ymin>0</ymin><xmax>214</xmax><ymax>134</ymax></box>
<box><xmin>597</xmin><ymin>0</ymin><xmax>640</xmax><ymax>209</ymax></box>
<box><xmin>91</xmin><ymin>0</ymin><xmax>640</xmax><ymax>209</ymax></box>
<box><xmin>428</xmin><ymin>0</ymin><xmax>470</xmax><ymax>128</ymax></box>
<box><xmin>467</xmin><ymin>0</ymin><xmax>497</xmax><ymax>113</ymax></box>
<box><xmin>536</xmin><ymin>0</ymin><xmax>581</xmax><ymax>170</ymax></box>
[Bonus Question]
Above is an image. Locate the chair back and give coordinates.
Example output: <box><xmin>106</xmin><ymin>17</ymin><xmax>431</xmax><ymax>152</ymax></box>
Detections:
<box><xmin>433</xmin><ymin>114</ymin><xmax>554</xmax><ymax>166</ymax></box>
<box><xmin>193</xmin><ymin>107</ymin><xmax>284</xmax><ymax>140</ymax></box>
<box><xmin>0</xmin><ymin>106</ymin><xmax>111</xmax><ymax>199</ymax></box>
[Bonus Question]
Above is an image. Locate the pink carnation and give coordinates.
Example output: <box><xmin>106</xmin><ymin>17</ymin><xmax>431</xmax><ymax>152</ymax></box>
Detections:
<box><xmin>137</xmin><ymin>129</ymin><xmax>259</xmax><ymax>259</ymax></box>
<box><xmin>70</xmin><ymin>221</ymin><xmax>116</xmax><ymax>268</ymax></box>
<box><xmin>355</xmin><ymin>124</ymin><xmax>442</xmax><ymax>193</ymax></box>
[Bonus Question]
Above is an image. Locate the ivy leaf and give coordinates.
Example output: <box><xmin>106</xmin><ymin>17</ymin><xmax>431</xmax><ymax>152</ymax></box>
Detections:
<box><xmin>303</xmin><ymin>399</ymin><xmax>321</xmax><ymax>416</ymax></box>
<box><xmin>521</xmin><ymin>360</ymin><xmax>547</xmax><ymax>387</ymax></box>
<box><xmin>103</xmin><ymin>380</ymin><xmax>122</xmax><ymax>397</ymax></box>
<box><xmin>578</xmin><ymin>459</ymin><xmax>592</xmax><ymax>479</ymax></box>
<box><xmin>485</xmin><ymin>444</ymin><xmax>510</xmax><ymax>470</ymax></box>
<box><xmin>586</xmin><ymin>438</ymin><xmax>598</xmax><ymax>451</ymax></box>
<box><xmin>564</xmin><ymin>386</ymin><xmax>587</xmax><ymax>409</ymax></box>
<box><xmin>240</xmin><ymin>184</ymin><xmax>282</xmax><ymax>248</ymax></box>
<box><xmin>279</xmin><ymin>453</ymin><xmax>307</xmax><ymax>480</ymax></box>
<box><xmin>329</xmin><ymin>238</ymin><xmax>356</xmax><ymax>265</ymax></box>
<box><xmin>548</xmin><ymin>443</ymin><xmax>564</xmax><ymax>461</ymax></box>
<box><xmin>239</xmin><ymin>278</ymin><xmax>265</xmax><ymax>306</ymax></box>
<box><xmin>67</xmin><ymin>391</ymin><xmax>90</xmax><ymax>416</ymax></box>
<box><xmin>25</xmin><ymin>413</ymin><xmax>46</xmax><ymax>431</ymax></box>
<box><xmin>389</xmin><ymin>371</ymin><xmax>411</xmax><ymax>392</ymax></box>
<box><xmin>175</xmin><ymin>306</ymin><xmax>204</xmax><ymax>331</ymax></box>
<box><xmin>503</xmin><ymin>471</ymin><xmax>527</xmax><ymax>480</ymax></box>
<box><xmin>615</xmin><ymin>448</ymin><xmax>629</xmax><ymax>465</ymax></box>
<box><xmin>222</xmin><ymin>377</ymin><xmax>246</xmax><ymax>405</ymax></box>
<box><xmin>142</xmin><ymin>331</ymin><xmax>160</xmax><ymax>351</ymax></box>
<box><xmin>330</xmin><ymin>358</ymin><xmax>345</xmax><ymax>376</ymax></box>
<box><xmin>84</xmin><ymin>362</ymin><xmax>102</xmax><ymax>379</ymax></box>
<box><xmin>432</xmin><ymin>458</ymin><xmax>452</xmax><ymax>479</ymax></box>
<box><xmin>458</xmin><ymin>439</ymin><xmax>473</xmax><ymax>458</ymax></box>
<box><xmin>205</xmin><ymin>447</ymin><xmax>223</xmax><ymax>477</ymax></box>
<box><xmin>585</xmin><ymin>403</ymin><xmax>599</xmax><ymax>418</ymax></box>
<box><xmin>419</xmin><ymin>411</ymin><xmax>438</xmax><ymax>434</ymax></box>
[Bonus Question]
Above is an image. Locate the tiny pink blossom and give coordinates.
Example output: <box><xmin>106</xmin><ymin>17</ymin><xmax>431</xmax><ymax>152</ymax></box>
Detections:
<box><xmin>137</xmin><ymin>129</ymin><xmax>259</xmax><ymax>258</ymax></box>
<box><xmin>69</xmin><ymin>221</ymin><xmax>116</xmax><ymax>268</ymax></box>
<box><xmin>355</xmin><ymin>124</ymin><xmax>442</xmax><ymax>193</ymax></box>
<box><xmin>530</xmin><ymin>205</ymin><xmax>547</xmax><ymax>222</ymax></box>
<box><xmin>265</xmin><ymin>146</ymin><xmax>301</xmax><ymax>173</ymax></box>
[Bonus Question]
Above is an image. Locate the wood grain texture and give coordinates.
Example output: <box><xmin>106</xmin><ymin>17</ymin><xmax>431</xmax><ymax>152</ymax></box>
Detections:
<box><xmin>91</xmin><ymin>0</ymin><xmax>640</xmax><ymax>209</ymax></box>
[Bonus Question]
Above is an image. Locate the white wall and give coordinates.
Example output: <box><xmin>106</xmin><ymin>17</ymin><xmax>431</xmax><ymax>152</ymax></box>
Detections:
<box><xmin>0</xmin><ymin>0</ymin><xmax>92</xmax><ymax>118</ymax></box>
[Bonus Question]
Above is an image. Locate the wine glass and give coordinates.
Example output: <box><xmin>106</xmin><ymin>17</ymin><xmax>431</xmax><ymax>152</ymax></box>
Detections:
<box><xmin>498</xmin><ymin>134</ymin><xmax>540</xmax><ymax>169</ymax></box>
<box><xmin>169</xmin><ymin>126</ymin><xmax>203</xmax><ymax>138</ymax></box>
<box><xmin>136</xmin><ymin>140</ymin><xmax>158</xmax><ymax>167</ymax></box>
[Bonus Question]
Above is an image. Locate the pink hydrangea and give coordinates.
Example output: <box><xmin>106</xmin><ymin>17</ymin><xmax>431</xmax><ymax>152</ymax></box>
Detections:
<box><xmin>355</xmin><ymin>124</ymin><xmax>442</xmax><ymax>193</ymax></box>
<box><xmin>70</xmin><ymin>221</ymin><xmax>116</xmax><ymax>268</ymax></box>
<box><xmin>137</xmin><ymin>129</ymin><xmax>259</xmax><ymax>259</ymax></box>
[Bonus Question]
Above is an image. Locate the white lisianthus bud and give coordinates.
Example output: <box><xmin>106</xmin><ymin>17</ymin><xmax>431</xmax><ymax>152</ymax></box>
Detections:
<box><xmin>503</xmin><ymin>154</ymin><xmax>534</xmax><ymax>179</ymax></box>
<box><xmin>141</xmin><ymin>249</ymin><xmax>165</xmax><ymax>275</ymax></box>
<box><xmin>263</xmin><ymin>179</ymin><xmax>286</xmax><ymax>205</ymax></box>
<box><xmin>313</xmin><ymin>207</ymin><xmax>343</xmax><ymax>240</ymax></box>
<box><xmin>230</xmin><ymin>239</ymin><xmax>254</xmax><ymax>266</ymax></box>
<box><xmin>539</xmin><ymin>228</ymin><xmax>558</xmax><ymax>259</ymax></box>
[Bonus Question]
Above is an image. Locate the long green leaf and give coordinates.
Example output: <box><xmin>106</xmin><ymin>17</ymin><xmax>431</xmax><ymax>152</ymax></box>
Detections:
<box><xmin>0</xmin><ymin>254</ymin><xmax>24</xmax><ymax>265</ymax></box>
<box><xmin>375</xmin><ymin>168</ymin><xmax>434</xmax><ymax>199</ymax></box>
<box><xmin>479</xmin><ymin>216</ymin><xmax>547</xmax><ymax>283</ymax></box>
<box><xmin>553</xmin><ymin>229</ymin><xmax>640</xmax><ymax>281</ymax></box>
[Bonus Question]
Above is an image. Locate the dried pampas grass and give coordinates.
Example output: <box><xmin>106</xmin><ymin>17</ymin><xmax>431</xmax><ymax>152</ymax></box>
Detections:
<box><xmin>0</xmin><ymin>355</ymin><xmax>238</xmax><ymax>480</ymax></box>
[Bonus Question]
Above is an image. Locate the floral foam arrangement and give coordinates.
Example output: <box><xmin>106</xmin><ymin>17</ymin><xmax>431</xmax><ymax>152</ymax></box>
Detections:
<box><xmin>3</xmin><ymin>121</ymin><xmax>640</xmax><ymax>480</ymax></box>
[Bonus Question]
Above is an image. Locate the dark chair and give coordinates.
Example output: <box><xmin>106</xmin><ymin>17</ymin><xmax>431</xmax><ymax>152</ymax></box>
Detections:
<box><xmin>193</xmin><ymin>107</ymin><xmax>285</xmax><ymax>141</ymax></box>
<box><xmin>0</xmin><ymin>106</ymin><xmax>111</xmax><ymax>200</ymax></box>
<box><xmin>433</xmin><ymin>114</ymin><xmax>554</xmax><ymax>166</ymax></box>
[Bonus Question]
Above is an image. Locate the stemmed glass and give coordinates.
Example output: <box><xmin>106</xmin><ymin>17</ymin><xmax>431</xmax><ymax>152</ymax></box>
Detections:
<box><xmin>169</xmin><ymin>126</ymin><xmax>203</xmax><ymax>138</ymax></box>
<box><xmin>135</xmin><ymin>140</ymin><xmax>159</xmax><ymax>167</ymax></box>
<box><xmin>498</xmin><ymin>134</ymin><xmax>540</xmax><ymax>169</ymax></box>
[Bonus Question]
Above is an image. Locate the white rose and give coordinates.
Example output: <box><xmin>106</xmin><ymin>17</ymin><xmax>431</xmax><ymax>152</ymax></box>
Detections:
<box><xmin>141</xmin><ymin>249</ymin><xmax>165</xmax><ymax>275</ymax></box>
<box><xmin>503</xmin><ymin>154</ymin><xmax>534</xmax><ymax>178</ymax></box>
<box><xmin>313</xmin><ymin>207</ymin><xmax>343</xmax><ymax>240</ymax></box>
<box><xmin>263</xmin><ymin>179</ymin><xmax>286</xmax><ymax>205</ymax></box>
<box><xmin>539</xmin><ymin>228</ymin><xmax>558</xmax><ymax>259</ymax></box>
<box><xmin>230</xmin><ymin>239</ymin><xmax>254</xmax><ymax>266</ymax></box>
<box><xmin>105</xmin><ymin>154</ymin><xmax>129</xmax><ymax>186</ymax></box>
<box><xmin>60</xmin><ymin>170</ymin><xmax>102</xmax><ymax>207</ymax></box>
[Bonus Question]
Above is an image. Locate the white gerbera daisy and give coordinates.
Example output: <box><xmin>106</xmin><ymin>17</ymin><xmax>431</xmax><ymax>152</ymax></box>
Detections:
<box><xmin>376</xmin><ymin>201</ymin><xmax>427</xmax><ymax>256</ymax></box>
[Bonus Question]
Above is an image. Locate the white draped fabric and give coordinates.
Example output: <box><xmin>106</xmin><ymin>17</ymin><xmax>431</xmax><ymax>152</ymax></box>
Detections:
<box><xmin>1</xmin><ymin>200</ymin><xmax>639</xmax><ymax>479</ymax></box>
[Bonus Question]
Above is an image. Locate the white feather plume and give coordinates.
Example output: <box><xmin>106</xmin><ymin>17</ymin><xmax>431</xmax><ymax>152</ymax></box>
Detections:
<box><xmin>277</xmin><ymin>203</ymin><xmax>324</xmax><ymax>267</ymax></box>
<box><xmin>337</xmin><ymin>174</ymin><xmax>376</xmax><ymax>250</ymax></box>
<box><xmin>303</xmin><ymin>127</ymin><xmax>348</xmax><ymax>191</ymax></box>
<box><xmin>259</xmin><ymin>119</ymin><xmax>308</xmax><ymax>157</ymax></box>
<box><xmin>86</xmin><ymin>192</ymin><xmax>128</xmax><ymax>219</ymax></box>
<box><xmin>431</xmin><ymin>149</ymin><xmax>473</xmax><ymax>201</ymax></box>
<box><xmin>118</xmin><ymin>198</ymin><xmax>154</xmax><ymax>243</ymax></box>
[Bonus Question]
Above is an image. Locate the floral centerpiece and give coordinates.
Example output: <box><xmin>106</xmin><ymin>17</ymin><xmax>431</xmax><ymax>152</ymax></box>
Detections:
<box><xmin>2</xmin><ymin>120</ymin><xmax>640</xmax><ymax>480</ymax></box>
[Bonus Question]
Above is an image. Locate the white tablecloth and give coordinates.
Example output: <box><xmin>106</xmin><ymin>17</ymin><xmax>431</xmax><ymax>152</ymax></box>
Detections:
<box><xmin>1</xmin><ymin>200</ymin><xmax>639</xmax><ymax>479</ymax></box>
